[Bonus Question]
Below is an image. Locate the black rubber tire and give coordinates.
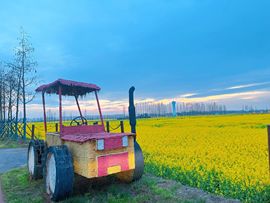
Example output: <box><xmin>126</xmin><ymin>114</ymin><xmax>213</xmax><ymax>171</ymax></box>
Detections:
<box><xmin>133</xmin><ymin>141</ymin><xmax>144</xmax><ymax>180</ymax></box>
<box><xmin>44</xmin><ymin>145</ymin><xmax>74</xmax><ymax>202</ymax></box>
<box><xmin>27</xmin><ymin>139</ymin><xmax>45</xmax><ymax>180</ymax></box>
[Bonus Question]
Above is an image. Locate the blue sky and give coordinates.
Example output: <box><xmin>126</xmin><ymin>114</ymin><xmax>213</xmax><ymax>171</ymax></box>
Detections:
<box><xmin>1</xmin><ymin>0</ymin><xmax>270</xmax><ymax>117</ymax></box>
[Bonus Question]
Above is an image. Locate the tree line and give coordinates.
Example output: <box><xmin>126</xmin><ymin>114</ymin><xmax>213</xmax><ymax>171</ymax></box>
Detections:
<box><xmin>135</xmin><ymin>101</ymin><xmax>227</xmax><ymax>117</ymax></box>
<box><xmin>0</xmin><ymin>28</ymin><xmax>37</xmax><ymax>139</ymax></box>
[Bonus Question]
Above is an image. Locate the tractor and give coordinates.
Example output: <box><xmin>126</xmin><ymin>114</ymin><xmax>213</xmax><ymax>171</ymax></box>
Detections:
<box><xmin>27</xmin><ymin>79</ymin><xmax>144</xmax><ymax>201</ymax></box>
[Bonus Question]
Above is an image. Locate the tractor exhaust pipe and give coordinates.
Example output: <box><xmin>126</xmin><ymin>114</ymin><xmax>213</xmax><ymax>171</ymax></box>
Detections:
<box><xmin>129</xmin><ymin>86</ymin><xmax>136</xmax><ymax>134</ymax></box>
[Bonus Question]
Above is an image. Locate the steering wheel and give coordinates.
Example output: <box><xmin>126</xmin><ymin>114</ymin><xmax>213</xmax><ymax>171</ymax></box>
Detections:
<box><xmin>70</xmin><ymin>116</ymin><xmax>88</xmax><ymax>126</ymax></box>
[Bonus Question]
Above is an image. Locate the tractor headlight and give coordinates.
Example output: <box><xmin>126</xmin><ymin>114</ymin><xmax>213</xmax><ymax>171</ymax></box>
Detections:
<box><xmin>122</xmin><ymin>136</ymin><xmax>128</xmax><ymax>147</ymax></box>
<box><xmin>97</xmin><ymin>139</ymin><xmax>104</xmax><ymax>150</ymax></box>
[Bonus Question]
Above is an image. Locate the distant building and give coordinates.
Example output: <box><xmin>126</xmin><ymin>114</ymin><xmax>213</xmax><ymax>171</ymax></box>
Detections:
<box><xmin>172</xmin><ymin>101</ymin><xmax>176</xmax><ymax>117</ymax></box>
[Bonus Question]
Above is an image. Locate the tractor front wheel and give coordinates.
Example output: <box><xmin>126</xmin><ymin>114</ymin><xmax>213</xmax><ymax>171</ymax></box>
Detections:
<box><xmin>44</xmin><ymin>145</ymin><xmax>74</xmax><ymax>201</ymax></box>
<box><xmin>27</xmin><ymin>140</ymin><xmax>45</xmax><ymax>180</ymax></box>
<box><xmin>117</xmin><ymin>141</ymin><xmax>144</xmax><ymax>182</ymax></box>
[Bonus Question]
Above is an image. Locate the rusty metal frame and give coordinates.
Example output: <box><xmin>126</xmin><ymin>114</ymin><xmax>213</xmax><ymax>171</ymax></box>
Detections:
<box><xmin>40</xmin><ymin>81</ymin><xmax>107</xmax><ymax>136</ymax></box>
<box><xmin>95</xmin><ymin>90</ymin><xmax>104</xmax><ymax>130</ymax></box>
<box><xmin>75</xmin><ymin>95</ymin><xmax>84</xmax><ymax>122</ymax></box>
<box><xmin>59</xmin><ymin>85</ymin><xmax>63</xmax><ymax>134</ymax></box>
<box><xmin>42</xmin><ymin>92</ymin><xmax>47</xmax><ymax>133</ymax></box>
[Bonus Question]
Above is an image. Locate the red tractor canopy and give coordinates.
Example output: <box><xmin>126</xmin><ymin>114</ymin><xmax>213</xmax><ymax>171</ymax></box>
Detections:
<box><xmin>35</xmin><ymin>79</ymin><xmax>105</xmax><ymax>138</ymax></box>
<box><xmin>36</xmin><ymin>78</ymin><xmax>100</xmax><ymax>96</ymax></box>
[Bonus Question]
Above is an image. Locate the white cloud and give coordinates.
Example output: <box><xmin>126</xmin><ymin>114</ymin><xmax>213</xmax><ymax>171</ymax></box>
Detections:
<box><xmin>27</xmin><ymin>90</ymin><xmax>270</xmax><ymax>118</ymax></box>
<box><xmin>225</xmin><ymin>82</ymin><xmax>270</xmax><ymax>90</ymax></box>
<box><xmin>179</xmin><ymin>93</ymin><xmax>197</xmax><ymax>98</ymax></box>
<box><xmin>143</xmin><ymin>90</ymin><xmax>270</xmax><ymax>106</ymax></box>
<box><xmin>176</xmin><ymin>91</ymin><xmax>270</xmax><ymax>103</ymax></box>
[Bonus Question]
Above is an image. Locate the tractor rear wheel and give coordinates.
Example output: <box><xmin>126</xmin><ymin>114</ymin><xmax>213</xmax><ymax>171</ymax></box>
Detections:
<box><xmin>44</xmin><ymin>145</ymin><xmax>74</xmax><ymax>201</ymax></box>
<box><xmin>116</xmin><ymin>141</ymin><xmax>144</xmax><ymax>182</ymax></box>
<box><xmin>27</xmin><ymin>140</ymin><xmax>45</xmax><ymax>180</ymax></box>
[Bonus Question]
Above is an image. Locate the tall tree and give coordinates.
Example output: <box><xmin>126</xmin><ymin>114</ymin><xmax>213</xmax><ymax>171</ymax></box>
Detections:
<box><xmin>0</xmin><ymin>66</ymin><xmax>8</xmax><ymax>122</ymax></box>
<box><xmin>14</xmin><ymin>28</ymin><xmax>37</xmax><ymax>139</ymax></box>
<box><xmin>0</xmin><ymin>64</ymin><xmax>4</xmax><ymax>122</ymax></box>
<box><xmin>5</xmin><ymin>65</ymin><xmax>16</xmax><ymax>121</ymax></box>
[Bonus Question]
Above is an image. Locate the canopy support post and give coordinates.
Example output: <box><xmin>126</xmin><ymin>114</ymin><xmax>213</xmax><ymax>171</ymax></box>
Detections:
<box><xmin>42</xmin><ymin>92</ymin><xmax>47</xmax><ymax>133</ymax></box>
<box><xmin>75</xmin><ymin>95</ymin><xmax>84</xmax><ymax>122</ymax></box>
<box><xmin>59</xmin><ymin>86</ymin><xmax>63</xmax><ymax>134</ymax></box>
<box><xmin>95</xmin><ymin>91</ymin><xmax>104</xmax><ymax>129</ymax></box>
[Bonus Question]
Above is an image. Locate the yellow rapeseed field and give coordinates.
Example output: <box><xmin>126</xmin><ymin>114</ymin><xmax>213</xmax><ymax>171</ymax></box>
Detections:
<box><xmin>30</xmin><ymin>114</ymin><xmax>270</xmax><ymax>201</ymax></box>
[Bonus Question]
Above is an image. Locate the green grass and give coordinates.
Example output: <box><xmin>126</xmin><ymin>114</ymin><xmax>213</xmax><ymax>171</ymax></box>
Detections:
<box><xmin>0</xmin><ymin>167</ymin><xmax>216</xmax><ymax>203</ymax></box>
<box><xmin>0</xmin><ymin>168</ymin><xmax>43</xmax><ymax>203</ymax></box>
<box><xmin>0</xmin><ymin>139</ymin><xmax>28</xmax><ymax>149</ymax></box>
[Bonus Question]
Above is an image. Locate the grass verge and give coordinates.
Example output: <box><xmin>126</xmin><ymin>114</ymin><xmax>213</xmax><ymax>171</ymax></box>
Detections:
<box><xmin>0</xmin><ymin>168</ymin><xmax>43</xmax><ymax>203</ymax></box>
<box><xmin>0</xmin><ymin>167</ymin><xmax>226</xmax><ymax>203</ymax></box>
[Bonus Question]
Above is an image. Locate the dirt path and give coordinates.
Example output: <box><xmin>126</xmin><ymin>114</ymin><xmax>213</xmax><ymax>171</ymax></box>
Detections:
<box><xmin>145</xmin><ymin>174</ymin><xmax>240</xmax><ymax>203</ymax></box>
<box><xmin>0</xmin><ymin>148</ymin><xmax>27</xmax><ymax>174</ymax></box>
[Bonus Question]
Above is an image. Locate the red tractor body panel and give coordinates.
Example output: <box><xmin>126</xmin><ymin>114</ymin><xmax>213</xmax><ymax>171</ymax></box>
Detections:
<box><xmin>97</xmin><ymin>152</ymin><xmax>129</xmax><ymax>177</ymax></box>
